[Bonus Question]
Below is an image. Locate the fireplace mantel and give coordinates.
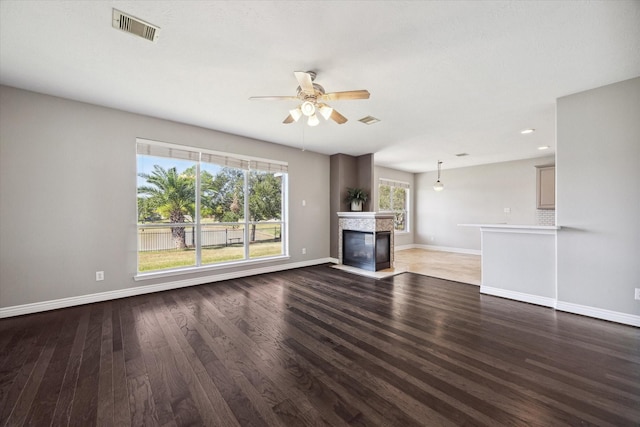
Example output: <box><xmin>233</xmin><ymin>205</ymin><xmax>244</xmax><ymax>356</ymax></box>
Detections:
<box><xmin>337</xmin><ymin>212</ymin><xmax>394</xmax><ymax>270</ymax></box>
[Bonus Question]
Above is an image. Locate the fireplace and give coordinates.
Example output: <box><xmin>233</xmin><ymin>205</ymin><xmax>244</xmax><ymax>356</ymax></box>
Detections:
<box><xmin>343</xmin><ymin>230</ymin><xmax>391</xmax><ymax>271</ymax></box>
<box><xmin>337</xmin><ymin>212</ymin><xmax>394</xmax><ymax>272</ymax></box>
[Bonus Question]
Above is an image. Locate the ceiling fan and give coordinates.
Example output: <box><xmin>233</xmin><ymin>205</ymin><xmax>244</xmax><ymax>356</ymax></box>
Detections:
<box><xmin>249</xmin><ymin>71</ymin><xmax>370</xmax><ymax>126</ymax></box>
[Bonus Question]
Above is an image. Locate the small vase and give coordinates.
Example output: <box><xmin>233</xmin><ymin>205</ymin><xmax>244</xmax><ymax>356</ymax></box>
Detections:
<box><xmin>351</xmin><ymin>200</ymin><xmax>363</xmax><ymax>211</ymax></box>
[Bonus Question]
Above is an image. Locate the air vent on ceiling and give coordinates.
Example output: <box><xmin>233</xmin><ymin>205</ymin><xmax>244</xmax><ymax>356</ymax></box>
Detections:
<box><xmin>358</xmin><ymin>116</ymin><xmax>380</xmax><ymax>125</ymax></box>
<box><xmin>112</xmin><ymin>9</ymin><xmax>159</xmax><ymax>42</ymax></box>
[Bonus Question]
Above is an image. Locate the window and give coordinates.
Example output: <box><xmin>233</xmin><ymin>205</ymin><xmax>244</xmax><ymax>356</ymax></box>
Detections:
<box><xmin>136</xmin><ymin>139</ymin><xmax>287</xmax><ymax>274</ymax></box>
<box><xmin>378</xmin><ymin>179</ymin><xmax>409</xmax><ymax>232</ymax></box>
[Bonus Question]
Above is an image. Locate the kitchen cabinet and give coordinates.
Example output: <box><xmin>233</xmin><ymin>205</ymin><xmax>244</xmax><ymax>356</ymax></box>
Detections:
<box><xmin>536</xmin><ymin>165</ymin><xmax>555</xmax><ymax>209</ymax></box>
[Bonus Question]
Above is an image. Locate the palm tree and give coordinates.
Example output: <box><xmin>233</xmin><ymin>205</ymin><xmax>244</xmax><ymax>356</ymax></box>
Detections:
<box><xmin>138</xmin><ymin>165</ymin><xmax>195</xmax><ymax>249</ymax></box>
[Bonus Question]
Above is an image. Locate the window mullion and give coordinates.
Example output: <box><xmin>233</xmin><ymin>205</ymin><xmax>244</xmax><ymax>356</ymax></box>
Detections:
<box><xmin>243</xmin><ymin>169</ymin><xmax>250</xmax><ymax>260</ymax></box>
<box><xmin>195</xmin><ymin>158</ymin><xmax>202</xmax><ymax>266</ymax></box>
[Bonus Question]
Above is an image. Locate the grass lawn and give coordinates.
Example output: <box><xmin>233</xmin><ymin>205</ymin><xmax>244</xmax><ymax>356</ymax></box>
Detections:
<box><xmin>138</xmin><ymin>241</ymin><xmax>283</xmax><ymax>272</ymax></box>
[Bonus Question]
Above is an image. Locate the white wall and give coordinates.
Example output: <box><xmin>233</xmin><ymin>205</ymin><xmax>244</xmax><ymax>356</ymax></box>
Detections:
<box><xmin>557</xmin><ymin>77</ymin><xmax>640</xmax><ymax>317</ymax></box>
<box><xmin>0</xmin><ymin>86</ymin><xmax>330</xmax><ymax>309</ymax></box>
<box><xmin>414</xmin><ymin>156</ymin><xmax>555</xmax><ymax>251</ymax></box>
<box><xmin>374</xmin><ymin>165</ymin><xmax>415</xmax><ymax>247</ymax></box>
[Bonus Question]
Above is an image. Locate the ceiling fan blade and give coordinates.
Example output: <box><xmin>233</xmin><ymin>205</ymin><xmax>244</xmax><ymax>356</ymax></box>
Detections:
<box><xmin>249</xmin><ymin>96</ymin><xmax>298</xmax><ymax>101</ymax></box>
<box><xmin>294</xmin><ymin>71</ymin><xmax>315</xmax><ymax>94</ymax></box>
<box><xmin>330</xmin><ymin>109</ymin><xmax>348</xmax><ymax>124</ymax></box>
<box><xmin>283</xmin><ymin>114</ymin><xmax>295</xmax><ymax>124</ymax></box>
<box><xmin>320</xmin><ymin>90</ymin><xmax>370</xmax><ymax>101</ymax></box>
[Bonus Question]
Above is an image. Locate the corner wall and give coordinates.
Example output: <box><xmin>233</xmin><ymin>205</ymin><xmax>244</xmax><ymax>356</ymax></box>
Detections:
<box><xmin>0</xmin><ymin>85</ymin><xmax>330</xmax><ymax>311</ymax></box>
<box><xmin>329</xmin><ymin>153</ymin><xmax>373</xmax><ymax>258</ymax></box>
<box><xmin>556</xmin><ymin>77</ymin><xmax>640</xmax><ymax>318</ymax></box>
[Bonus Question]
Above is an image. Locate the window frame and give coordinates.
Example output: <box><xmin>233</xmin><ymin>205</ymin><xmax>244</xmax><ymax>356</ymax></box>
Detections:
<box><xmin>378</xmin><ymin>178</ymin><xmax>410</xmax><ymax>234</ymax></box>
<box><xmin>135</xmin><ymin>138</ymin><xmax>289</xmax><ymax>279</ymax></box>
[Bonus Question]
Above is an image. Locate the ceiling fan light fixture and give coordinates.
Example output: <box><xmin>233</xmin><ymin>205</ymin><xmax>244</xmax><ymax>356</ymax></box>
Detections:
<box><xmin>301</xmin><ymin>101</ymin><xmax>316</xmax><ymax>117</ymax></box>
<box><xmin>319</xmin><ymin>104</ymin><xmax>333</xmax><ymax>120</ymax></box>
<box><xmin>289</xmin><ymin>107</ymin><xmax>302</xmax><ymax>122</ymax></box>
<box><xmin>308</xmin><ymin>113</ymin><xmax>320</xmax><ymax>127</ymax></box>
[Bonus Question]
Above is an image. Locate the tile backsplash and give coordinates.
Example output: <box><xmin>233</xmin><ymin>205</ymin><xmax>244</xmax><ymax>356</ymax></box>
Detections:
<box><xmin>536</xmin><ymin>209</ymin><xmax>556</xmax><ymax>226</ymax></box>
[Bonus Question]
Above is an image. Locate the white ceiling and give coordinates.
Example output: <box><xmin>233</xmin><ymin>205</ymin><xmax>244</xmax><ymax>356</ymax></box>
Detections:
<box><xmin>1</xmin><ymin>1</ymin><xmax>639</xmax><ymax>173</ymax></box>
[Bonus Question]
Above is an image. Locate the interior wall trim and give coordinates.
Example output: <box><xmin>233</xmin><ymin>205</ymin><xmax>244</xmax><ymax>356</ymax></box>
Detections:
<box><xmin>405</xmin><ymin>244</ymin><xmax>482</xmax><ymax>256</ymax></box>
<box><xmin>555</xmin><ymin>301</ymin><xmax>640</xmax><ymax>328</ymax></box>
<box><xmin>0</xmin><ymin>258</ymin><xmax>334</xmax><ymax>319</ymax></box>
<box><xmin>481</xmin><ymin>286</ymin><xmax>640</xmax><ymax>327</ymax></box>
<box><xmin>481</xmin><ymin>285</ymin><xmax>556</xmax><ymax>308</ymax></box>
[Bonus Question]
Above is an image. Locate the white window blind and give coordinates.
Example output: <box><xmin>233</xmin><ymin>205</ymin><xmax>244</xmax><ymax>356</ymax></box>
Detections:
<box><xmin>379</xmin><ymin>178</ymin><xmax>410</xmax><ymax>189</ymax></box>
<box><xmin>137</xmin><ymin>140</ymin><xmax>288</xmax><ymax>173</ymax></box>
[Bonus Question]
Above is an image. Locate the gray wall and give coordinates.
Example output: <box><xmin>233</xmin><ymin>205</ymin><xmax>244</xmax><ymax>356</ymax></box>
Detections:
<box><xmin>414</xmin><ymin>156</ymin><xmax>555</xmax><ymax>251</ymax></box>
<box><xmin>329</xmin><ymin>154</ymin><xmax>357</xmax><ymax>258</ymax></box>
<box><xmin>328</xmin><ymin>153</ymin><xmax>374</xmax><ymax>258</ymax></box>
<box><xmin>557</xmin><ymin>77</ymin><xmax>640</xmax><ymax>316</ymax></box>
<box><xmin>0</xmin><ymin>85</ymin><xmax>330</xmax><ymax>308</ymax></box>
<box><xmin>374</xmin><ymin>165</ymin><xmax>415</xmax><ymax>248</ymax></box>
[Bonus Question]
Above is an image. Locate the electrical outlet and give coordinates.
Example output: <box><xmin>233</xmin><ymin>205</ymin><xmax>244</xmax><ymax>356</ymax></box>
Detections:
<box><xmin>635</xmin><ymin>288</ymin><xmax>640</xmax><ymax>300</ymax></box>
<box><xmin>504</xmin><ymin>207</ymin><xmax>511</xmax><ymax>214</ymax></box>
<box><xmin>96</xmin><ymin>271</ymin><xmax>104</xmax><ymax>281</ymax></box>
<box><xmin>302</xmin><ymin>248</ymin><xmax>306</xmax><ymax>255</ymax></box>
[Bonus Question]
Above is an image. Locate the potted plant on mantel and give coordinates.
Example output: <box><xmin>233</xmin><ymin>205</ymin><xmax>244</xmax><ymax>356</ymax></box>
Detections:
<box><xmin>345</xmin><ymin>187</ymin><xmax>368</xmax><ymax>212</ymax></box>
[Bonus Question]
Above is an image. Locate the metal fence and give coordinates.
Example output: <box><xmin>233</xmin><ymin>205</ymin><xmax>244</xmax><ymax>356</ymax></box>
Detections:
<box><xmin>138</xmin><ymin>226</ymin><xmax>280</xmax><ymax>252</ymax></box>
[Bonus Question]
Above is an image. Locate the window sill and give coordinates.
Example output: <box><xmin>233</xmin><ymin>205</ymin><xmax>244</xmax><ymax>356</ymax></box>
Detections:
<box><xmin>134</xmin><ymin>255</ymin><xmax>290</xmax><ymax>281</ymax></box>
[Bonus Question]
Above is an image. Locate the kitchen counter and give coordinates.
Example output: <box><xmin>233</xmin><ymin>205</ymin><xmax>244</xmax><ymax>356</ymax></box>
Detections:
<box><xmin>459</xmin><ymin>223</ymin><xmax>560</xmax><ymax>231</ymax></box>
<box><xmin>459</xmin><ymin>223</ymin><xmax>560</xmax><ymax>307</ymax></box>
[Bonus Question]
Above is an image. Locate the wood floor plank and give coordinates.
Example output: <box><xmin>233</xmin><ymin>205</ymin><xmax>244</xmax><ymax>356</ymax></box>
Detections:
<box><xmin>50</xmin><ymin>307</ymin><xmax>91</xmax><ymax>425</ymax></box>
<box><xmin>152</xmin><ymin>295</ymin><xmax>242</xmax><ymax>427</ymax></box>
<box><xmin>110</xmin><ymin>303</ymin><xmax>132</xmax><ymax>427</ymax></box>
<box><xmin>1</xmin><ymin>264</ymin><xmax>638</xmax><ymax>426</ymax></box>
<box><xmin>280</xmin><ymin>273</ymin><xmax>606</xmax><ymax>425</ymax></box>
<box><xmin>226</xmin><ymin>279</ymin><xmax>452</xmax><ymax>426</ymax></box>
<box><xmin>199</xmin><ymin>282</ymin><xmax>382</xmax><ymax>426</ymax></box>
<box><xmin>68</xmin><ymin>304</ymin><xmax>104</xmax><ymax>426</ymax></box>
<box><xmin>96</xmin><ymin>302</ymin><xmax>115</xmax><ymax>427</ymax></box>
<box><xmin>188</xmin><ymin>285</ymin><xmax>347</xmax><ymax>426</ymax></box>
<box><xmin>2</xmin><ymin>318</ymin><xmax>63</xmax><ymax>426</ymax></box>
<box><xmin>22</xmin><ymin>310</ymin><xmax>84</xmax><ymax>426</ymax></box>
<box><xmin>119</xmin><ymin>300</ymin><xmax>160</xmax><ymax>426</ymax></box>
<box><xmin>0</xmin><ymin>319</ymin><xmax>55</xmax><ymax>422</ymax></box>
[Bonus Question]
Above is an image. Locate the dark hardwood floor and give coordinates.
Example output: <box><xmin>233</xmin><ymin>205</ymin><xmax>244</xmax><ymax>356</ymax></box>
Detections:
<box><xmin>1</xmin><ymin>265</ymin><xmax>639</xmax><ymax>426</ymax></box>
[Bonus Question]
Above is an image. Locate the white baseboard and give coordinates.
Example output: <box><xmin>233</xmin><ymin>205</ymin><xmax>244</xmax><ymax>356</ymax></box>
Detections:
<box><xmin>0</xmin><ymin>258</ymin><xmax>334</xmax><ymax>319</ymax></box>
<box><xmin>480</xmin><ymin>286</ymin><xmax>556</xmax><ymax>308</ymax></box>
<box><xmin>399</xmin><ymin>244</ymin><xmax>481</xmax><ymax>256</ymax></box>
<box><xmin>556</xmin><ymin>301</ymin><xmax>640</xmax><ymax>327</ymax></box>
<box><xmin>328</xmin><ymin>257</ymin><xmax>339</xmax><ymax>264</ymax></box>
<box><xmin>481</xmin><ymin>286</ymin><xmax>640</xmax><ymax>327</ymax></box>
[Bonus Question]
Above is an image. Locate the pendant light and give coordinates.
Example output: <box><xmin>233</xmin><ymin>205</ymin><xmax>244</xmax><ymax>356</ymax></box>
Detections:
<box><xmin>433</xmin><ymin>160</ymin><xmax>444</xmax><ymax>191</ymax></box>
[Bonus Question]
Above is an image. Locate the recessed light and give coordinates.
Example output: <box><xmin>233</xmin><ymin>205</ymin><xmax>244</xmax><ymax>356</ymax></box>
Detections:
<box><xmin>521</xmin><ymin>128</ymin><xmax>535</xmax><ymax>135</ymax></box>
<box><xmin>538</xmin><ymin>146</ymin><xmax>550</xmax><ymax>150</ymax></box>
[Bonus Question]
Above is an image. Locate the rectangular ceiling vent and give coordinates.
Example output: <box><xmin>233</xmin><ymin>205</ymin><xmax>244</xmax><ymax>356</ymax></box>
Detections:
<box><xmin>112</xmin><ymin>9</ymin><xmax>159</xmax><ymax>42</ymax></box>
<box><xmin>358</xmin><ymin>116</ymin><xmax>381</xmax><ymax>125</ymax></box>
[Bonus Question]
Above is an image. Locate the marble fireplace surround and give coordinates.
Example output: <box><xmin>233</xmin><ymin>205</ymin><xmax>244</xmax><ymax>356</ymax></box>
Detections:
<box><xmin>337</xmin><ymin>212</ymin><xmax>395</xmax><ymax>268</ymax></box>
